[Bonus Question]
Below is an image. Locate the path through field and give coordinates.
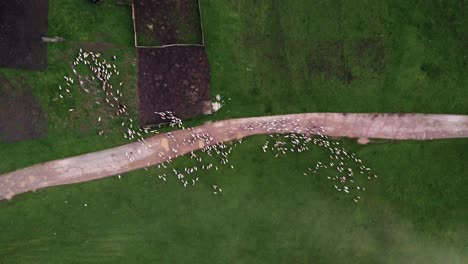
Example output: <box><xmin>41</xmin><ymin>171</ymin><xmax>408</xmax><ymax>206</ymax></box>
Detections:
<box><xmin>1</xmin><ymin>113</ymin><xmax>467</xmax><ymax>201</ymax></box>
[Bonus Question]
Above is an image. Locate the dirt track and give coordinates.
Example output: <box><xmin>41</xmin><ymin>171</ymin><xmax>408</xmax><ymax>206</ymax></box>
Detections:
<box><xmin>1</xmin><ymin>113</ymin><xmax>468</xmax><ymax>201</ymax></box>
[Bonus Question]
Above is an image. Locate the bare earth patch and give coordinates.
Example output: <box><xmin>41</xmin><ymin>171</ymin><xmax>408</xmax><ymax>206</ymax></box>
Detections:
<box><xmin>137</xmin><ymin>46</ymin><xmax>211</xmax><ymax>126</ymax></box>
<box><xmin>0</xmin><ymin>76</ymin><xmax>48</xmax><ymax>143</ymax></box>
<box><xmin>0</xmin><ymin>0</ymin><xmax>48</xmax><ymax>70</ymax></box>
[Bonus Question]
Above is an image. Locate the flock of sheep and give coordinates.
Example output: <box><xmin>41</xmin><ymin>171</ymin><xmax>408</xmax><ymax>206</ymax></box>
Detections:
<box><xmin>57</xmin><ymin>49</ymin><xmax>376</xmax><ymax>203</ymax></box>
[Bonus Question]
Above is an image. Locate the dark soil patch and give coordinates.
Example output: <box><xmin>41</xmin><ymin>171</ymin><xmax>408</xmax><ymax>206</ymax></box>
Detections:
<box><xmin>133</xmin><ymin>0</ymin><xmax>202</xmax><ymax>46</ymax></box>
<box><xmin>137</xmin><ymin>46</ymin><xmax>211</xmax><ymax>126</ymax></box>
<box><xmin>308</xmin><ymin>40</ymin><xmax>354</xmax><ymax>84</ymax></box>
<box><xmin>307</xmin><ymin>38</ymin><xmax>385</xmax><ymax>84</ymax></box>
<box><xmin>0</xmin><ymin>76</ymin><xmax>47</xmax><ymax>143</ymax></box>
<box><xmin>352</xmin><ymin>37</ymin><xmax>385</xmax><ymax>73</ymax></box>
<box><xmin>420</xmin><ymin>63</ymin><xmax>442</xmax><ymax>79</ymax></box>
<box><xmin>0</xmin><ymin>0</ymin><xmax>48</xmax><ymax>70</ymax></box>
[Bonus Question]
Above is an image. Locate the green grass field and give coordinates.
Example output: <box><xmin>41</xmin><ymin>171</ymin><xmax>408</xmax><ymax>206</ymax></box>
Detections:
<box><xmin>0</xmin><ymin>0</ymin><xmax>467</xmax><ymax>263</ymax></box>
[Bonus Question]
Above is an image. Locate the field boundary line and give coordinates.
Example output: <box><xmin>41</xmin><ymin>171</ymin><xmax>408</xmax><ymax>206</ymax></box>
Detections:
<box><xmin>131</xmin><ymin>0</ymin><xmax>138</xmax><ymax>47</ymax></box>
<box><xmin>136</xmin><ymin>43</ymin><xmax>204</xmax><ymax>49</ymax></box>
<box><xmin>197</xmin><ymin>0</ymin><xmax>205</xmax><ymax>46</ymax></box>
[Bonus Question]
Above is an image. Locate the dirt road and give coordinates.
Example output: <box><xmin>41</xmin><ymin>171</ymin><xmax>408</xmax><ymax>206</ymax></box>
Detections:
<box><xmin>1</xmin><ymin>113</ymin><xmax>468</xmax><ymax>201</ymax></box>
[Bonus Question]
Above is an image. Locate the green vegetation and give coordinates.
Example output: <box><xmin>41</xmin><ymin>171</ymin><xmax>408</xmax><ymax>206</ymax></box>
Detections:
<box><xmin>48</xmin><ymin>0</ymin><xmax>134</xmax><ymax>45</ymax></box>
<box><xmin>0</xmin><ymin>0</ymin><xmax>467</xmax><ymax>263</ymax></box>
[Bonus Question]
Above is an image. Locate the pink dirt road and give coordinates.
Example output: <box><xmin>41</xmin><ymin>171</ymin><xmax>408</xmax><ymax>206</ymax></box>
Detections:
<box><xmin>1</xmin><ymin>113</ymin><xmax>468</xmax><ymax>201</ymax></box>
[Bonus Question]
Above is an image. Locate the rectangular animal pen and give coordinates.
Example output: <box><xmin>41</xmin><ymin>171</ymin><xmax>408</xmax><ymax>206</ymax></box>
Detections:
<box><xmin>137</xmin><ymin>46</ymin><xmax>212</xmax><ymax>127</ymax></box>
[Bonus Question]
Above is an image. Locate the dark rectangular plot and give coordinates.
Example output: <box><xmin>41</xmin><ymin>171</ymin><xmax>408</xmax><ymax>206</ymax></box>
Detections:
<box><xmin>133</xmin><ymin>0</ymin><xmax>202</xmax><ymax>46</ymax></box>
<box><xmin>137</xmin><ymin>46</ymin><xmax>211</xmax><ymax>127</ymax></box>
<box><xmin>0</xmin><ymin>76</ymin><xmax>48</xmax><ymax>143</ymax></box>
<box><xmin>0</xmin><ymin>0</ymin><xmax>48</xmax><ymax>70</ymax></box>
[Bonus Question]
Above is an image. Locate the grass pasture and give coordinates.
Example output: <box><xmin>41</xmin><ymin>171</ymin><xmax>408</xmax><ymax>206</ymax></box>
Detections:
<box><xmin>0</xmin><ymin>0</ymin><xmax>467</xmax><ymax>263</ymax></box>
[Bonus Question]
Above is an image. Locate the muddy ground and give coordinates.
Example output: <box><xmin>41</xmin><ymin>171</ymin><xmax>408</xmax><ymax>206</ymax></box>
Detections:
<box><xmin>133</xmin><ymin>0</ymin><xmax>202</xmax><ymax>45</ymax></box>
<box><xmin>0</xmin><ymin>0</ymin><xmax>48</xmax><ymax>70</ymax></box>
<box><xmin>0</xmin><ymin>76</ymin><xmax>48</xmax><ymax>143</ymax></box>
<box><xmin>137</xmin><ymin>46</ymin><xmax>211</xmax><ymax>126</ymax></box>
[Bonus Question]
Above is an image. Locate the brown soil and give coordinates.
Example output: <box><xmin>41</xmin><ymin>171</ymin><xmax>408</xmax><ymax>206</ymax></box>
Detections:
<box><xmin>133</xmin><ymin>0</ymin><xmax>202</xmax><ymax>45</ymax></box>
<box><xmin>0</xmin><ymin>76</ymin><xmax>48</xmax><ymax>143</ymax></box>
<box><xmin>1</xmin><ymin>113</ymin><xmax>468</xmax><ymax>201</ymax></box>
<box><xmin>137</xmin><ymin>46</ymin><xmax>211</xmax><ymax>126</ymax></box>
<box><xmin>0</xmin><ymin>0</ymin><xmax>48</xmax><ymax>70</ymax></box>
